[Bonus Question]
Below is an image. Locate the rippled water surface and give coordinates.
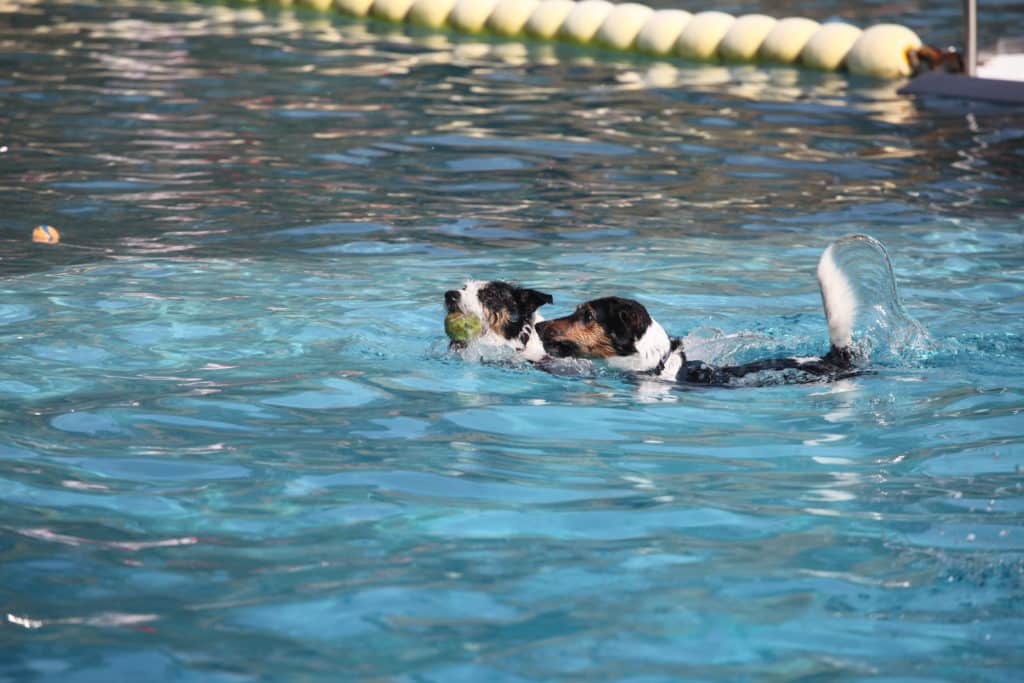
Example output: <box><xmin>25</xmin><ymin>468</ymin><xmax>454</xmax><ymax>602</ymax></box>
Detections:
<box><xmin>2</xmin><ymin>1</ymin><xmax>1024</xmax><ymax>680</ymax></box>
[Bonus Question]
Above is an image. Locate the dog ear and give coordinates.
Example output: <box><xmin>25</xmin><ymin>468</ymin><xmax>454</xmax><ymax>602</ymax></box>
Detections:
<box><xmin>617</xmin><ymin>306</ymin><xmax>644</xmax><ymax>336</ymax></box>
<box><xmin>608</xmin><ymin>301</ymin><xmax>651</xmax><ymax>352</ymax></box>
<box><xmin>517</xmin><ymin>288</ymin><xmax>554</xmax><ymax>315</ymax></box>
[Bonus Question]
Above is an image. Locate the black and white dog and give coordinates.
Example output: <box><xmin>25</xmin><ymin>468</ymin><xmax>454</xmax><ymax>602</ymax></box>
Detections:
<box><xmin>443</xmin><ymin>280</ymin><xmax>553</xmax><ymax>362</ymax></box>
<box><xmin>537</xmin><ymin>241</ymin><xmax>862</xmax><ymax>385</ymax></box>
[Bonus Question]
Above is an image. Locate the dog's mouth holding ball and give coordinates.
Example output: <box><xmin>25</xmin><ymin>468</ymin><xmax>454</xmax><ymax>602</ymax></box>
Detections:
<box><xmin>443</xmin><ymin>288</ymin><xmax>483</xmax><ymax>349</ymax></box>
<box><xmin>444</xmin><ymin>311</ymin><xmax>483</xmax><ymax>348</ymax></box>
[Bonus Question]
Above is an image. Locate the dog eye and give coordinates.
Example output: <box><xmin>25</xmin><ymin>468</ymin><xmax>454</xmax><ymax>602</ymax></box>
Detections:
<box><xmin>581</xmin><ymin>309</ymin><xmax>594</xmax><ymax>324</ymax></box>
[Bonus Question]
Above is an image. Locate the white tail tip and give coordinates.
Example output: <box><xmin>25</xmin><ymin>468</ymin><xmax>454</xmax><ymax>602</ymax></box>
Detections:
<box><xmin>817</xmin><ymin>243</ymin><xmax>856</xmax><ymax>350</ymax></box>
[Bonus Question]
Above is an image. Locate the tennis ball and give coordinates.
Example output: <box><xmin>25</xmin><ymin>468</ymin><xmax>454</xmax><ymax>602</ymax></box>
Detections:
<box><xmin>445</xmin><ymin>312</ymin><xmax>482</xmax><ymax>343</ymax></box>
<box><xmin>32</xmin><ymin>225</ymin><xmax>60</xmax><ymax>244</ymax></box>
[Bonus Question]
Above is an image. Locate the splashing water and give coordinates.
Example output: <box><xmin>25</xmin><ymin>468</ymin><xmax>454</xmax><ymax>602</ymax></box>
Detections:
<box><xmin>681</xmin><ymin>327</ymin><xmax>788</xmax><ymax>366</ymax></box>
<box><xmin>819</xmin><ymin>234</ymin><xmax>931</xmax><ymax>365</ymax></box>
<box><xmin>627</xmin><ymin>235</ymin><xmax>931</xmax><ymax>381</ymax></box>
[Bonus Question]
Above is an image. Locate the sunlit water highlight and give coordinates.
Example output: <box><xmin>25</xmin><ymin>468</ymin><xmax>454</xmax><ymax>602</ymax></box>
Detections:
<box><xmin>1</xmin><ymin>1</ymin><xmax>1023</xmax><ymax>680</ymax></box>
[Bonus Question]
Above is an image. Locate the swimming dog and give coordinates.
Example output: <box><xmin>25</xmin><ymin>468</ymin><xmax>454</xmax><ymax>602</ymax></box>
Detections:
<box><xmin>443</xmin><ymin>280</ymin><xmax>553</xmax><ymax>362</ymax></box>
<box><xmin>537</xmin><ymin>242</ymin><xmax>862</xmax><ymax>385</ymax></box>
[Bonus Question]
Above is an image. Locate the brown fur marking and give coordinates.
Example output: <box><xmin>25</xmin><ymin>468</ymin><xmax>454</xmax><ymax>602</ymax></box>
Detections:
<box><xmin>484</xmin><ymin>307</ymin><xmax>510</xmax><ymax>336</ymax></box>
<box><xmin>541</xmin><ymin>313</ymin><xmax>616</xmax><ymax>358</ymax></box>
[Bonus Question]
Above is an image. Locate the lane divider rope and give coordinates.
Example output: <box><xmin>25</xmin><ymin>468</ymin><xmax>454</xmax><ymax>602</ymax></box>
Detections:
<box><xmin>244</xmin><ymin>0</ymin><xmax>931</xmax><ymax>79</ymax></box>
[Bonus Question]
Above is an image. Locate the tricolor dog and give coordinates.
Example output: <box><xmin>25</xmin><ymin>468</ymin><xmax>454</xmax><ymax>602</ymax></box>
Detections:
<box><xmin>443</xmin><ymin>280</ymin><xmax>553</xmax><ymax>362</ymax></box>
<box><xmin>537</xmin><ymin>241</ymin><xmax>863</xmax><ymax>385</ymax></box>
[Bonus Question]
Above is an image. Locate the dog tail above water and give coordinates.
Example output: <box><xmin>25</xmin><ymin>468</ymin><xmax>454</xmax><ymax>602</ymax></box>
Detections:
<box><xmin>816</xmin><ymin>234</ymin><xmax>928</xmax><ymax>360</ymax></box>
<box><xmin>817</xmin><ymin>238</ymin><xmax>859</xmax><ymax>350</ymax></box>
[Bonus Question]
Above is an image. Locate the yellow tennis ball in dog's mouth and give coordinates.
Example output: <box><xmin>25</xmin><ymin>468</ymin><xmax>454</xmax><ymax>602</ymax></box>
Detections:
<box><xmin>445</xmin><ymin>312</ymin><xmax>482</xmax><ymax>343</ymax></box>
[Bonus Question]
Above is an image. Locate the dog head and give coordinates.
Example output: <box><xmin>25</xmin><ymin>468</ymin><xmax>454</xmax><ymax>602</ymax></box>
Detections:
<box><xmin>538</xmin><ymin>296</ymin><xmax>681</xmax><ymax>375</ymax></box>
<box><xmin>443</xmin><ymin>280</ymin><xmax>553</xmax><ymax>348</ymax></box>
<box><xmin>538</xmin><ymin>297</ymin><xmax>653</xmax><ymax>359</ymax></box>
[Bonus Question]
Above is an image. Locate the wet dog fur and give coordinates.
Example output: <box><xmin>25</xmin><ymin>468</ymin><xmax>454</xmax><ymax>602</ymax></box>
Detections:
<box><xmin>444</xmin><ymin>280</ymin><xmax>553</xmax><ymax>362</ymax></box>
<box><xmin>538</xmin><ymin>296</ymin><xmax>857</xmax><ymax>385</ymax></box>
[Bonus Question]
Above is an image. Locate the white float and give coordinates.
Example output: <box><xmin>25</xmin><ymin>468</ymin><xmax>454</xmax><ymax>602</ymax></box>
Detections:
<box><xmin>449</xmin><ymin>0</ymin><xmax>499</xmax><ymax>33</ymax></box>
<box><xmin>407</xmin><ymin>0</ymin><xmax>457</xmax><ymax>28</ymax></box>
<box><xmin>370</xmin><ymin>0</ymin><xmax>415</xmax><ymax>22</ymax></box>
<box><xmin>676</xmin><ymin>11</ymin><xmax>735</xmax><ymax>61</ymax></box>
<box><xmin>846</xmin><ymin>24</ymin><xmax>923</xmax><ymax>78</ymax></box>
<box><xmin>594</xmin><ymin>3</ymin><xmax>653</xmax><ymax>50</ymax></box>
<box><xmin>759</xmin><ymin>17</ymin><xmax>820</xmax><ymax>63</ymax></box>
<box><xmin>634</xmin><ymin>9</ymin><xmax>692</xmax><ymax>56</ymax></box>
<box><xmin>719</xmin><ymin>14</ymin><xmax>777</xmax><ymax>62</ymax></box>
<box><xmin>801</xmin><ymin>22</ymin><xmax>863</xmax><ymax>71</ymax></box>
<box><xmin>524</xmin><ymin>0</ymin><xmax>575</xmax><ymax>40</ymax></box>
<box><xmin>487</xmin><ymin>0</ymin><xmax>540</xmax><ymax>37</ymax></box>
<box><xmin>558</xmin><ymin>1</ymin><xmax>614</xmax><ymax>44</ymax></box>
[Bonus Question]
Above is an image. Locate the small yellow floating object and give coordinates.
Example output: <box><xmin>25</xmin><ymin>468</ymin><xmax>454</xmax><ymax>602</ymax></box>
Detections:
<box><xmin>32</xmin><ymin>225</ymin><xmax>60</xmax><ymax>244</ymax></box>
<box><xmin>445</xmin><ymin>311</ymin><xmax>483</xmax><ymax>343</ymax></box>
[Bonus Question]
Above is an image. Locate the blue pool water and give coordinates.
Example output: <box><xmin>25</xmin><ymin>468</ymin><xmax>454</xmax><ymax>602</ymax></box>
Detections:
<box><xmin>2</xmin><ymin>1</ymin><xmax>1024</xmax><ymax>680</ymax></box>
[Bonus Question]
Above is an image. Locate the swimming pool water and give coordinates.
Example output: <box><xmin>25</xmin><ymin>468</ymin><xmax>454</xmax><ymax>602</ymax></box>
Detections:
<box><xmin>2</xmin><ymin>1</ymin><xmax>1023</xmax><ymax>680</ymax></box>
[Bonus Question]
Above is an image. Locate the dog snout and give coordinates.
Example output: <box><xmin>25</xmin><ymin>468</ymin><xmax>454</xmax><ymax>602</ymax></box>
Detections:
<box><xmin>444</xmin><ymin>290</ymin><xmax>460</xmax><ymax>312</ymax></box>
<box><xmin>546</xmin><ymin>340</ymin><xmax>580</xmax><ymax>358</ymax></box>
<box><xmin>539</xmin><ymin>319</ymin><xmax>578</xmax><ymax>358</ymax></box>
<box><xmin>538</xmin><ymin>318</ymin><xmax>565</xmax><ymax>343</ymax></box>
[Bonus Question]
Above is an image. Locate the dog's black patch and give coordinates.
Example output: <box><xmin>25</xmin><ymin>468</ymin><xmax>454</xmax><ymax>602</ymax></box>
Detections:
<box><xmin>680</xmin><ymin>347</ymin><xmax>858</xmax><ymax>385</ymax></box>
<box><xmin>478</xmin><ymin>281</ymin><xmax>553</xmax><ymax>340</ymax></box>
<box><xmin>444</xmin><ymin>290</ymin><xmax>460</xmax><ymax>313</ymax></box>
<box><xmin>593</xmin><ymin>297</ymin><xmax>652</xmax><ymax>356</ymax></box>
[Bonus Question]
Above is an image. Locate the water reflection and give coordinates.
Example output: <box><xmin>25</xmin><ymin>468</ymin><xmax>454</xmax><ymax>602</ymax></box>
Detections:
<box><xmin>1</xmin><ymin>4</ymin><xmax>1022</xmax><ymax>679</ymax></box>
<box><xmin>2</xmin><ymin>0</ymin><xmax>1021</xmax><ymax>279</ymax></box>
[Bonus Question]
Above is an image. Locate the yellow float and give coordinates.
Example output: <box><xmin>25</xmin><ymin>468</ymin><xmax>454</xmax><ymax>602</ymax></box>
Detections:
<box><xmin>230</xmin><ymin>0</ymin><xmax>933</xmax><ymax>78</ymax></box>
